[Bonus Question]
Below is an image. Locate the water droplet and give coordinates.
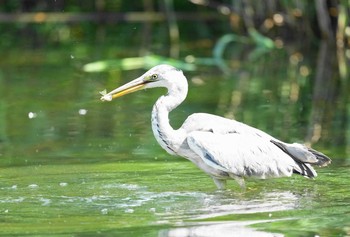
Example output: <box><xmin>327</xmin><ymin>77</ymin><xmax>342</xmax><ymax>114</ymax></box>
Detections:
<box><xmin>28</xmin><ymin>112</ymin><xmax>37</xmax><ymax>119</ymax></box>
<box><xmin>101</xmin><ymin>208</ymin><xmax>108</xmax><ymax>215</ymax></box>
<box><xmin>40</xmin><ymin>197</ymin><xmax>51</xmax><ymax>206</ymax></box>
<box><xmin>124</xmin><ymin>208</ymin><xmax>134</xmax><ymax>213</ymax></box>
<box><xmin>28</xmin><ymin>184</ymin><xmax>39</xmax><ymax>189</ymax></box>
<box><xmin>78</xmin><ymin>109</ymin><xmax>88</xmax><ymax>115</ymax></box>
<box><xmin>149</xmin><ymin>207</ymin><xmax>156</xmax><ymax>213</ymax></box>
<box><xmin>59</xmin><ymin>182</ymin><xmax>68</xmax><ymax>187</ymax></box>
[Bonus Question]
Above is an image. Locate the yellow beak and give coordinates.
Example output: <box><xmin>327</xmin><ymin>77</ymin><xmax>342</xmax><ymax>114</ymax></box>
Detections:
<box><xmin>100</xmin><ymin>77</ymin><xmax>145</xmax><ymax>101</ymax></box>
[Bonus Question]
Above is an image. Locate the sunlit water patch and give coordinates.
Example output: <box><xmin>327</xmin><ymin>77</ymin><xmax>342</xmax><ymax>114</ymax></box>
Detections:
<box><xmin>160</xmin><ymin>220</ymin><xmax>286</xmax><ymax>237</ymax></box>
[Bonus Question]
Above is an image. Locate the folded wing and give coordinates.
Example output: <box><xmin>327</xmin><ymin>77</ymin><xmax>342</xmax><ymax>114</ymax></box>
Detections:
<box><xmin>187</xmin><ymin>131</ymin><xmax>300</xmax><ymax>179</ymax></box>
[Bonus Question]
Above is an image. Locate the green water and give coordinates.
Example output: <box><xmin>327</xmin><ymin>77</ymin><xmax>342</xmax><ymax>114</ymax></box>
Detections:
<box><xmin>1</xmin><ymin>163</ymin><xmax>349</xmax><ymax>236</ymax></box>
<box><xmin>0</xmin><ymin>45</ymin><xmax>349</xmax><ymax>236</ymax></box>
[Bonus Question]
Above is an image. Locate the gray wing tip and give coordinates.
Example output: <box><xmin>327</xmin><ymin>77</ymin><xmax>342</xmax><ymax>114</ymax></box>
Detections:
<box><xmin>307</xmin><ymin>147</ymin><xmax>332</xmax><ymax>167</ymax></box>
<box><xmin>271</xmin><ymin>139</ymin><xmax>332</xmax><ymax>167</ymax></box>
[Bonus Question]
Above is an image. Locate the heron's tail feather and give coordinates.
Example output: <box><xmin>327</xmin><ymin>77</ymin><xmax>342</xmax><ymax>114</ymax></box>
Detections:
<box><xmin>270</xmin><ymin>140</ymin><xmax>331</xmax><ymax>178</ymax></box>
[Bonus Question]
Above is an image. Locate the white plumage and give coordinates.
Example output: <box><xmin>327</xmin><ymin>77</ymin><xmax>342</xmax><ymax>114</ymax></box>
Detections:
<box><xmin>101</xmin><ymin>64</ymin><xmax>331</xmax><ymax>189</ymax></box>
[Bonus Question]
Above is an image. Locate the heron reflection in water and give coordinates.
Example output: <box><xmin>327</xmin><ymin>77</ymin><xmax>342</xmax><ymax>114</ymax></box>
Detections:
<box><xmin>100</xmin><ymin>65</ymin><xmax>331</xmax><ymax>189</ymax></box>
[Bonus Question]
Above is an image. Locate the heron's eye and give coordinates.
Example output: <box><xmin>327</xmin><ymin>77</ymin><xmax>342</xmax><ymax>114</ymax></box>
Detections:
<box><xmin>151</xmin><ymin>74</ymin><xmax>158</xmax><ymax>80</ymax></box>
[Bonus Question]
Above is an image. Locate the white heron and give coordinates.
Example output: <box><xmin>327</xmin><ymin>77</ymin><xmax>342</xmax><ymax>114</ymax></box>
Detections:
<box><xmin>100</xmin><ymin>64</ymin><xmax>331</xmax><ymax>189</ymax></box>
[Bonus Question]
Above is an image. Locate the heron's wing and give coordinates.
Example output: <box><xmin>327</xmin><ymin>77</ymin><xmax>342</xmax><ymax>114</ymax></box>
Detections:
<box><xmin>182</xmin><ymin>113</ymin><xmax>331</xmax><ymax>172</ymax></box>
<box><xmin>182</xmin><ymin>113</ymin><xmax>274</xmax><ymax>139</ymax></box>
<box><xmin>186</xmin><ymin>131</ymin><xmax>297</xmax><ymax>179</ymax></box>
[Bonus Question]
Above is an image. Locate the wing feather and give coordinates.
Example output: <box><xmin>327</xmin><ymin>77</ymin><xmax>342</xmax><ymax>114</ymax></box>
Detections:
<box><xmin>187</xmin><ymin>131</ymin><xmax>296</xmax><ymax>179</ymax></box>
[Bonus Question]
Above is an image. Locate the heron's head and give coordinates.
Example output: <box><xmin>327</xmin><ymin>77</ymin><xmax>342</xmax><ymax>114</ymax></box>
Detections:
<box><xmin>100</xmin><ymin>64</ymin><xmax>187</xmax><ymax>101</ymax></box>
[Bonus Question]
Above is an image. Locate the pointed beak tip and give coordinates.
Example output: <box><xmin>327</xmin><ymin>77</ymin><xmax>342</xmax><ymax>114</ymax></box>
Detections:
<box><xmin>100</xmin><ymin>94</ymin><xmax>113</xmax><ymax>102</ymax></box>
<box><xmin>99</xmin><ymin>89</ymin><xmax>113</xmax><ymax>102</ymax></box>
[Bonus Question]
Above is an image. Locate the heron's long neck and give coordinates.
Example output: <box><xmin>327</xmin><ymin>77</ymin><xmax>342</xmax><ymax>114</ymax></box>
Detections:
<box><xmin>151</xmin><ymin>87</ymin><xmax>187</xmax><ymax>155</ymax></box>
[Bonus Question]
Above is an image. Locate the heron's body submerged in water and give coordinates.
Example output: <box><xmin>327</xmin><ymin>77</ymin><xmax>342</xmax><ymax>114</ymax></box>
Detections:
<box><xmin>101</xmin><ymin>64</ymin><xmax>331</xmax><ymax>189</ymax></box>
